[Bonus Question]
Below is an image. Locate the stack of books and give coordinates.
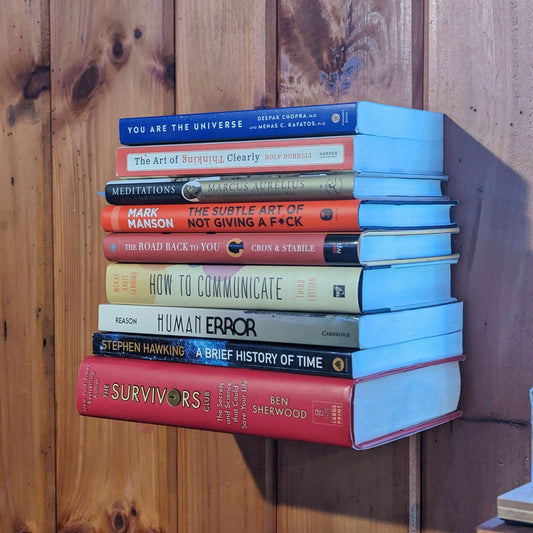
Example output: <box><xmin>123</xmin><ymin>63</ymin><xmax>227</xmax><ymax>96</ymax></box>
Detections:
<box><xmin>78</xmin><ymin>101</ymin><xmax>465</xmax><ymax>450</ymax></box>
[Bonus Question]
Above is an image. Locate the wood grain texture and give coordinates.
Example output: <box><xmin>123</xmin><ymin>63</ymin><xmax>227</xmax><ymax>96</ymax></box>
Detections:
<box><xmin>2</xmin><ymin>2</ymin><xmax>532</xmax><ymax>532</ymax></box>
<box><xmin>0</xmin><ymin>2</ymin><xmax>55</xmax><ymax>532</ymax></box>
<box><xmin>422</xmin><ymin>420</ymin><xmax>530</xmax><ymax>533</ymax></box>
<box><xmin>51</xmin><ymin>2</ymin><xmax>176</xmax><ymax>531</ymax></box>
<box><xmin>177</xmin><ymin>431</ymin><xmax>276</xmax><ymax>533</ymax></box>
<box><xmin>175</xmin><ymin>0</ymin><xmax>277</xmax><ymax>112</ymax></box>
<box><xmin>277</xmin><ymin>1</ymin><xmax>422</xmax><ymax>531</ymax></box>
<box><xmin>278</xmin><ymin>0</ymin><xmax>417</xmax><ymax>107</ymax></box>
<box><xmin>174</xmin><ymin>2</ymin><xmax>277</xmax><ymax>532</ymax></box>
<box><xmin>277</xmin><ymin>441</ymin><xmax>410</xmax><ymax>532</ymax></box>
<box><xmin>424</xmin><ymin>1</ymin><xmax>533</xmax><ymax>531</ymax></box>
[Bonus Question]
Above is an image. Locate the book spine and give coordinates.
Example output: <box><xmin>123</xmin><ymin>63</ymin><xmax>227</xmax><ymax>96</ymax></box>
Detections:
<box><xmin>92</xmin><ymin>332</ymin><xmax>354</xmax><ymax>377</ymax></box>
<box><xmin>78</xmin><ymin>355</ymin><xmax>356</xmax><ymax>447</ymax></box>
<box><xmin>105</xmin><ymin>263</ymin><xmax>364</xmax><ymax>314</ymax></box>
<box><xmin>118</xmin><ymin>102</ymin><xmax>444</xmax><ymax>145</ymax></box>
<box><xmin>97</xmin><ymin>304</ymin><xmax>362</xmax><ymax>348</ymax></box>
<box><xmin>101</xmin><ymin>199</ymin><xmax>362</xmax><ymax>233</ymax></box>
<box><xmin>118</xmin><ymin>103</ymin><xmax>360</xmax><ymax>145</ymax></box>
<box><xmin>103</xmin><ymin>232</ymin><xmax>361</xmax><ymax>265</ymax></box>
<box><xmin>105</xmin><ymin>171</ymin><xmax>362</xmax><ymax>204</ymax></box>
<box><xmin>105</xmin><ymin>178</ymin><xmax>196</xmax><ymax>205</ymax></box>
<box><xmin>115</xmin><ymin>136</ymin><xmax>355</xmax><ymax>177</ymax></box>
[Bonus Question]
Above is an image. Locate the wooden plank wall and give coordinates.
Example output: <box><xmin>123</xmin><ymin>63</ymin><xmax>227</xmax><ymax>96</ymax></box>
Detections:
<box><xmin>0</xmin><ymin>1</ymin><xmax>531</xmax><ymax>532</ymax></box>
<box><xmin>422</xmin><ymin>2</ymin><xmax>533</xmax><ymax>532</ymax></box>
<box><xmin>0</xmin><ymin>3</ymin><xmax>55</xmax><ymax>533</ymax></box>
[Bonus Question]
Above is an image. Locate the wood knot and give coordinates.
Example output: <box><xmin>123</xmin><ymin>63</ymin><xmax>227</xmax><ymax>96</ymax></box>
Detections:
<box><xmin>23</xmin><ymin>65</ymin><xmax>50</xmax><ymax>99</ymax></box>
<box><xmin>106</xmin><ymin>501</ymin><xmax>139</xmax><ymax>533</ymax></box>
<box><xmin>150</xmin><ymin>52</ymin><xmax>175</xmax><ymax>92</ymax></box>
<box><xmin>108</xmin><ymin>33</ymin><xmax>131</xmax><ymax>69</ymax></box>
<box><xmin>106</xmin><ymin>22</ymin><xmax>131</xmax><ymax>69</ymax></box>
<box><xmin>71</xmin><ymin>63</ymin><xmax>100</xmax><ymax>110</ymax></box>
<box><xmin>165</xmin><ymin>62</ymin><xmax>175</xmax><ymax>84</ymax></box>
<box><xmin>111</xmin><ymin>510</ymin><xmax>129</xmax><ymax>533</ymax></box>
<box><xmin>112</xmin><ymin>41</ymin><xmax>124</xmax><ymax>59</ymax></box>
<box><xmin>5</xmin><ymin>65</ymin><xmax>48</xmax><ymax>126</ymax></box>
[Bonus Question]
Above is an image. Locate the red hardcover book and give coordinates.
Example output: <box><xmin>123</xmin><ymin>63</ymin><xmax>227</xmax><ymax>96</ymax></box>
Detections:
<box><xmin>102</xmin><ymin>229</ymin><xmax>459</xmax><ymax>266</ymax></box>
<box><xmin>77</xmin><ymin>355</ymin><xmax>463</xmax><ymax>450</ymax></box>
<box><xmin>101</xmin><ymin>199</ymin><xmax>456</xmax><ymax>233</ymax></box>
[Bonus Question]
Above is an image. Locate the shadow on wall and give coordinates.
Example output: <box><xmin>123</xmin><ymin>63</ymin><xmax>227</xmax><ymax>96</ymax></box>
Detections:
<box><xmin>236</xmin><ymin>117</ymin><xmax>532</xmax><ymax>532</ymax></box>
<box><xmin>422</xmin><ymin>116</ymin><xmax>532</xmax><ymax>532</ymax></box>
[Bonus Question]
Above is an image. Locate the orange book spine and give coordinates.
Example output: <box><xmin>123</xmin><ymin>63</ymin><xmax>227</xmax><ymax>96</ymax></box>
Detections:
<box><xmin>101</xmin><ymin>199</ymin><xmax>362</xmax><ymax>233</ymax></box>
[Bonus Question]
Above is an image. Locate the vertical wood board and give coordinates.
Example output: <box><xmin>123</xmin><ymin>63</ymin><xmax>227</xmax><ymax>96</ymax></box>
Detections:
<box><xmin>175</xmin><ymin>2</ymin><xmax>277</xmax><ymax>532</ymax></box>
<box><xmin>422</xmin><ymin>421</ymin><xmax>530</xmax><ymax>533</ymax></box>
<box><xmin>426</xmin><ymin>0</ymin><xmax>533</xmax><ymax>427</ymax></box>
<box><xmin>175</xmin><ymin>0</ymin><xmax>277</xmax><ymax>112</ymax></box>
<box><xmin>278</xmin><ymin>0</ymin><xmax>417</xmax><ymax>107</ymax></box>
<box><xmin>277</xmin><ymin>1</ymin><xmax>423</xmax><ymax>531</ymax></box>
<box><xmin>424</xmin><ymin>1</ymin><xmax>533</xmax><ymax>531</ymax></box>
<box><xmin>0</xmin><ymin>2</ymin><xmax>55</xmax><ymax>532</ymax></box>
<box><xmin>277</xmin><ymin>441</ymin><xmax>410</xmax><ymax>532</ymax></box>
<box><xmin>51</xmin><ymin>2</ymin><xmax>177</xmax><ymax>531</ymax></box>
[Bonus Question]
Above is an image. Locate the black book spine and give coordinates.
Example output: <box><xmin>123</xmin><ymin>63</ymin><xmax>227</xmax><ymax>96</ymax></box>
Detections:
<box><xmin>92</xmin><ymin>332</ymin><xmax>353</xmax><ymax>378</ymax></box>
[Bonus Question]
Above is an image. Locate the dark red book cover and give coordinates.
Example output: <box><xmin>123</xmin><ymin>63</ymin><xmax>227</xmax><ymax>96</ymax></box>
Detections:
<box><xmin>102</xmin><ymin>232</ymin><xmax>361</xmax><ymax>265</ymax></box>
<box><xmin>77</xmin><ymin>355</ymin><xmax>463</xmax><ymax>449</ymax></box>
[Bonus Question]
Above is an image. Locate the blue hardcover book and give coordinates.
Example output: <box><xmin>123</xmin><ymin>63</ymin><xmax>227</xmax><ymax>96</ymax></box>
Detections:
<box><xmin>119</xmin><ymin>101</ymin><xmax>443</xmax><ymax>145</ymax></box>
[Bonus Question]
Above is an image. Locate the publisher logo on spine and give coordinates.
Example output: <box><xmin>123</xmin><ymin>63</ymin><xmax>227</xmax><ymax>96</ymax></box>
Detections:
<box><xmin>332</xmin><ymin>285</ymin><xmax>345</xmax><ymax>298</ymax></box>
<box><xmin>312</xmin><ymin>401</ymin><xmax>344</xmax><ymax>426</ymax></box>
<box><xmin>331</xmin><ymin>113</ymin><xmax>341</xmax><ymax>124</ymax></box>
<box><xmin>226</xmin><ymin>238</ymin><xmax>244</xmax><ymax>258</ymax></box>
<box><xmin>320</xmin><ymin>208</ymin><xmax>334</xmax><ymax>221</ymax></box>
<box><xmin>332</xmin><ymin>357</ymin><xmax>346</xmax><ymax>373</ymax></box>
